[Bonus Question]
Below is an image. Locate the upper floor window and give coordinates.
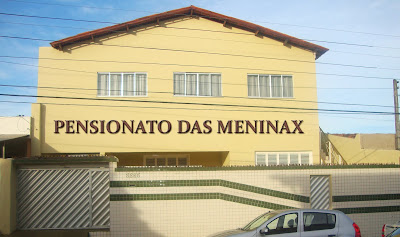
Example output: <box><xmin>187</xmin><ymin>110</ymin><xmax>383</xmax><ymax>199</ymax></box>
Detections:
<box><xmin>174</xmin><ymin>73</ymin><xmax>222</xmax><ymax>97</ymax></box>
<box><xmin>248</xmin><ymin>74</ymin><xmax>293</xmax><ymax>98</ymax></box>
<box><xmin>97</xmin><ymin>72</ymin><xmax>147</xmax><ymax>97</ymax></box>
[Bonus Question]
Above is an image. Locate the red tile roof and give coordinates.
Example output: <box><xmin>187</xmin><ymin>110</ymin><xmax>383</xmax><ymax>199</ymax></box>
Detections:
<box><xmin>50</xmin><ymin>5</ymin><xmax>329</xmax><ymax>59</ymax></box>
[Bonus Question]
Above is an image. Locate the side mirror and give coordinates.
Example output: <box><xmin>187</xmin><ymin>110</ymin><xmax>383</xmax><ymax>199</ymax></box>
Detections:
<box><xmin>259</xmin><ymin>227</ymin><xmax>269</xmax><ymax>235</ymax></box>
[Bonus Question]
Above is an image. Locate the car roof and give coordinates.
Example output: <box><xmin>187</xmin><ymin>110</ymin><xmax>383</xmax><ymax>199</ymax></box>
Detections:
<box><xmin>276</xmin><ymin>209</ymin><xmax>345</xmax><ymax>215</ymax></box>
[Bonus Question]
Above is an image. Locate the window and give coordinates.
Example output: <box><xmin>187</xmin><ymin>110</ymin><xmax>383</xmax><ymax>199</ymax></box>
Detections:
<box><xmin>256</xmin><ymin>152</ymin><xmax>312</xmax><ymax>166</ymax></box>
<box><xmin>144</xmin><ymin>155</ymin><xmax>189</xmax><ymax>167</ymax></box>
<box><xmin>248</xmin><ymin>74</ymin><xmax>293</xmax><ymax>98</ymax></box>
<box><xmin>174</xmin><ymin>73</ymin><xmax>222</xmax><ymax>96</ymax></box>
<box><xmin>97</xmin><ymin>72</ymin><xmax>147</xmax><ymax>97</ymax></box>
<box><xmin>303</xmin><ymin>212</ymin><xmax>336</xmax><ymax>231</ymax></box>
<box><xmin>265</xmin><ymin>213</ymin><xmax>298</xmax><ymax>235</ymax></box>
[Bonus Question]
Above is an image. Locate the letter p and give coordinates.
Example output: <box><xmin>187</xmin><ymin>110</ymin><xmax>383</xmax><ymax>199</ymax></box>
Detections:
<box><xmin>54</xmin><ymin>120</ymin><xmax>65</xmax><ymax>134</ymax></box>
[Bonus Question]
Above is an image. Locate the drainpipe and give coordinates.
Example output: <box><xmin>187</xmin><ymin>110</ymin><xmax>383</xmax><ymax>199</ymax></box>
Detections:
<box><xmin>328</xmin><ymin>141</ymin><xmax>332</xmax><ymax>165</ymax></box>
<box><xmin>2</xmin><ymin>141</ymin><xmax>5</xmax><ymax>158</ymax></box>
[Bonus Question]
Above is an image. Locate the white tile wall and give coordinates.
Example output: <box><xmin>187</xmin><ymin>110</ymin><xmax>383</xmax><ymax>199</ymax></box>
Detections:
<box><xmin>92</xmin><ymin>167</ymin><xmax>400</xmax><ymax>237</ymax></box>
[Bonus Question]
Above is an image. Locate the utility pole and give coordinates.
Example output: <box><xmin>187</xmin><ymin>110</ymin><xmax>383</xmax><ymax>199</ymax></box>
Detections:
<box><xmin>394</xmin><ymin>79</ymin><xmax>400</xmax><ymax>150</ymax></box>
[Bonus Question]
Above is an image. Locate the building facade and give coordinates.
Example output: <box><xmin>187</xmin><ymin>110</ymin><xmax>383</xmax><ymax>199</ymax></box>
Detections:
<box><xmin>328</xmin><ymin>133</ymin><xmax>400</xmax><ymax>164</ymax></box>
<box><xmin>31</xmin><ymin>6</ymin><xmax>328</xmax><ymax>167</ymax></box>
<box><xmin>7</xmin><ymin>7</ymin><xmax>400</xmax><ymax>237</ymax></box>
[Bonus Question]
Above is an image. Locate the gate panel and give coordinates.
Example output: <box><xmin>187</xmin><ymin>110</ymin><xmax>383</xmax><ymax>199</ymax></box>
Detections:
<box><xmin>17</xmin><ymin>168</ymin><xmax>110</xmax><ymax>230</ymax></box>
<box><xmin>310</xmin><ymin>175</ymin><xmax>331</xmax><ymax>209</ymax></box>
<box><xmin>91</xmin><ymin>170</ymin><xmax>110</xmax><ymax>227</ymax></box>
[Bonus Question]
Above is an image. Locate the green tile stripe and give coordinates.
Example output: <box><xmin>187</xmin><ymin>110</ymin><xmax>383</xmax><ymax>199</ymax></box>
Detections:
<box><xmin>110</xmin><ymin>193</ymin><xmax>294</xmax><ymax>210</ymax></box>
<box><xmin>115</xmin><ymin>164</ymin><xmax>400</xmax><ymax>172</ymax></box>
<box><xmin>110</xmin><ymin>179</ymin><xmax>309</xmax><ymax>203</ymax></box>
<box><xmin>335</xmin><ymin>206</ymin><xmax>400</xmax><ymax>214</ymax></box>
<box><xmin>333</xmin><ymin>194</ymin><xmax>400</xmax><ymax>202</ymax></box>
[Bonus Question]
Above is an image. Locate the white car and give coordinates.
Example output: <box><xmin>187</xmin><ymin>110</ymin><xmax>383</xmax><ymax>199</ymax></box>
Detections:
<box><xmin>383</xmin><ymin>221</ymin><xmax>400</xmax><ymax>236</ymax></box>
<box><xmin>209</xmin><ymin>209</ymin><xmax>361</xmax><ymax>237</ymax></box>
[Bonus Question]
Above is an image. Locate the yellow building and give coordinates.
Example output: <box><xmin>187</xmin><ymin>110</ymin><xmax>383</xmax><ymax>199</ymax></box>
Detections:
<box><xmin>31</xmin><ymin>6</ymin><xmax>328</xmax><ymax>167</ymax></box>
<box><xmin>328</xmin><ymin>133</ymin><xmax>400</xmax><ymax>164</ymax></box>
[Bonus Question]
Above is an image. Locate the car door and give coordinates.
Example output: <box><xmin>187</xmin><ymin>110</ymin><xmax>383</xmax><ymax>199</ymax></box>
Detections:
<box><xmin>257</xmin><ymin>212</ymin><xmax>300</xmax><ymax>237</ymax></box>
<box><xmin>301</xmin><ymin>211</ymin><xmax>339</xmax><ymax>237</ymax></box>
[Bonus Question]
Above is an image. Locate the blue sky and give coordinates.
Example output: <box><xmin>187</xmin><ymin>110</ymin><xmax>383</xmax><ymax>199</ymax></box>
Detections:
<box><xmin>0</xmin><ymin>0</ymin><xmax>399</xmax><ymax>133</ymax></box>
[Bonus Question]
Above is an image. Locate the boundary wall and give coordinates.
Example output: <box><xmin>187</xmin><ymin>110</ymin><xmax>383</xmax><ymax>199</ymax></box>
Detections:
<box><xmin>90</xmin><ymin>164</ymin><xmax>400</xmax><ymax>237</ymax></box>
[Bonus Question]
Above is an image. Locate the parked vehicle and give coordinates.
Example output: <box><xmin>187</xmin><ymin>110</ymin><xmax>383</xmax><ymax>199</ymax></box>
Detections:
<box><xmin>383</xmin><ymin>221</ymin><xmax>400</xmax><ymax>237</ymax></box>
<box><xmin>208</xmin><ymin>209</ymin><xmax>361</xmax><ymax>237</ymax></box>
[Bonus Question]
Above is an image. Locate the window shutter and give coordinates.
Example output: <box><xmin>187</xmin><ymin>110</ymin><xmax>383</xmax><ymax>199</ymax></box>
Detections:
<box><xmin>279</xmin><ymin>153</ymin><xmax>288</xmax><ymax>165</ymax></box>
<box><xmin>178</xmin><ymin>158</ymin><xmax>187</xmax><ymax>166</ymax></box>
<box><xmin>301</xmin><ymin>153</ymin><xmax>310</xmax><ymax>165</ymax></box>
<box><xmin>136</xmin><ymin>74</ymin><xmax>147</xmax><ymax>96</ymax></box>
<box><xmin>199</xmin><ymin>74</ymin><xmax>211</xmax><ymax>96</ymax></box>
<box><xmin>290</xmin><ymin>153</ymin><xmax>299</xmax><ymax>164</ymax></box>
<box><xmin>186</xmin><ymin>74</ymin><xmax>197</xmax><ymax>96</ymax></box>
<box><xmin>110</xmin><ymin>74</ymin><xmax>121</xmax><ymax>96</ymax></box>
<box><xmin>157</xmin><ymin>158</ymin><xmax>166</xmax><ymax>166</ymax></box>
<box><xmin>256</xmin><ymin>153</ymin><xmax>266</xmax><ymax>165</ymax></box>
<box><xmin>167</xmin><ymin>158</ymin><xmax>177</xmax><ymax>166</ymax></box>
<box><xmin>174</xmin><ymin>74</ymin><xmax>185</xmax><ymax>95</ymax></box>
<box><xmin>97</xmin><ymin>74</ymin><xmax>109</xmax><ymax>96</ymax></box>
<box><xmin>259</xmin><ymin>75</ymin><xmax>270</xmax><ymax>97</ymax></box>
<box><xmin>271</xmin><ymin>75</ymin><xmax>282</xmax><ymax>97</ymax></box>
<box><xmin>283</xmin><ymin>76</ymin><xmax>293</xmax><ymax>97</ymax></box>
<box><xmin>146</xmin><ymin>158</ymin><xmax>156</xmax><ymax>166</ymax></box>
<box><xmin>268</xmin><ymin>153</ymin><xmax>277</xmax><ymax>165</ymax></box>
<box><xmin>248</xmin><ymin>75</ymin><xmax>259</xmax><ymax>97</ymax></box>
<box><xmin>211</xmin><ymin>74</ymin><xmax>221</xmax><ymax>96</ymax></box>
<box><xmin>123</xmin><ymin>74</ymin><xmax>135</xmax><ymax>96</ymax></box>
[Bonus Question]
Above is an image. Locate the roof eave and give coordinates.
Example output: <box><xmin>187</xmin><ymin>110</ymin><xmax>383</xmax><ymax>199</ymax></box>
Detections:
<box><xmin>50</xmin><ymin>5</ymin><xmax>328</xmax><ymax>59</ymax></box>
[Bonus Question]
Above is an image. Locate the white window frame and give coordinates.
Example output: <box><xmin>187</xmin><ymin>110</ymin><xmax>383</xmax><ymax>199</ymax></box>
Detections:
<box><xmin>97</xmin><ymin>72</ymin><xmax>148</xmax><ymax>97</ymax></box>
<box><xmin>173</xmin><ymin>72</ymin><xmax>222</xmax><ymax>97</ymax></box>
<box><xmin>247</xmin><ymin>74</ymin><xmax>294</xmax><ymax>98</ymax></box>
<box><xmin>143</xmin><ymin>154</ymin><xmax>190</xmax><ymax>167</ymax></box>
<box><xmin>255</xmin><ymin>151</ymin><xmax>312</xmax><ymax>166</ymax></box>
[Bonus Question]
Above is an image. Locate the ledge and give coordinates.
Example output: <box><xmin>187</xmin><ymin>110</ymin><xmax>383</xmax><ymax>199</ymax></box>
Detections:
<box><xmin>115</xmin><ymin>164</ymin><xmax>400</xmax><ymax>172</ymax></box>
<box><xmin>13</xmin><ymin>155</ymin><xmax>118</xmax><ymax>165</ymax></box>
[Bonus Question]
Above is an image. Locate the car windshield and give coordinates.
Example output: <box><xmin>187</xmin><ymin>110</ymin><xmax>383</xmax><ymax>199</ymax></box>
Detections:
<box><xmin>241</xmin><ymin>211</ymin><xmax>280</xmax><ymax>231</ymax></box>
<box><xmin>388</xmin><ymin>227</ymin><xmax>400</xmax><ymax>237</ymax></box>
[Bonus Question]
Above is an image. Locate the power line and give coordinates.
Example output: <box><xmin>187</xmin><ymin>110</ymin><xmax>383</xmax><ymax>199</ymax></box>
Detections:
<box><xmin>0</xmin><ymin>20</ymin><xmax>94</xmax><ymax>30</ymax></box>
<box><xmin>1</xmin><ymin>35</ymin><xmax>399</xmax><ymax>71</ymax></box>
<box><xmin>0</xmin><ymin>59</ymin><xmax>395</xmax><ymax>109</ymax></box>
<box><xmin>1</xmin><ymin>12</ymin><xmax>400</xmax><ymax>50</ymax></box>
<box><xmin>0</xmin><ymin>99</ymin><xmax>344</xmax><ymax>123</ymax></box>
<box><xmin>319</xmin><ymin>114</ymin><xmax>393</xmax><ymax>122</ymax></box>
<box><xmin>0</xmin><ymin>93</ymin><xmax>395</xmax><ymax>115</ymax></box>
<box><xmin>0</xmin><ymin>99</ymin><xmax>321</xmax><ymax>115</ymax></box>
<box><xmin>0</xmin><ymin>12</ymin><xmax>116</xmax><ymax>24</ymax></box>
<box><xmin>327</xmin><ymin>50</ymin><xmax>400</xmax><ymax>59</ymax></box>
<box><xmin>0</xmin><ymin>99</ymin><xmax>395</xmax><ymax>126</ymax></box>
<box><xmin>0</xmin><ymin>59</ymin><xmax>395</xmax><ymax>108</ymax></box>
<box><xmin>0</xmin><ymin>56</ymin><xmax>395</xmax><ymax>80</ymax></box>
<box><xmin>0</xmin><ymin>84</ymin><xmax>394</xmax><ymax>109</ymax></box>
<box><xmin>0</xmin><ymin>62</ymin><xmax>391</xmax><ymax>93</ymax></box>
<box><xmin>1</xmin><ymin>22</ymin><xmax>400</xmax><ymax>59</ymax></box>
<box><xmin>5</xmin><ymin>0</ymin><xmax>400</xmax><ymax>39</ymax></box>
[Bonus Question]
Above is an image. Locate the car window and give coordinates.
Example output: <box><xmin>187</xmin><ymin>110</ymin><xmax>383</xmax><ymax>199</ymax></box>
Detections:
<box><xmin>265</xmin><ymin>213</ymin><xmax>298</xmax><ymax>235</ymax></box>
<box><xmin>241</xmin><ymin>211</ymin><xmax>280</xmax><ymax>231</ymax></box>
<box><xmin>387</xmin><ymin>227</ymin><xmax>400</xmax><ymax>237</ymax></box>
<box><xmin>304</xmin><ymin>212</ymin><xmax>336</xmax><ymax>232</ymax></box>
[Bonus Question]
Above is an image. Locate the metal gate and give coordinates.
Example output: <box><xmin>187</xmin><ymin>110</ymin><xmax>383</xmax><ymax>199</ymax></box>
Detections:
<box><xmin>17</xmin><ymin>168</ymin><xmax>110</xmax><ymax>230</ymax></box>
<box><xmin>310</xmin><ymin>175</ymin><xmax>331</xmax><ymax>209</ymax></box>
